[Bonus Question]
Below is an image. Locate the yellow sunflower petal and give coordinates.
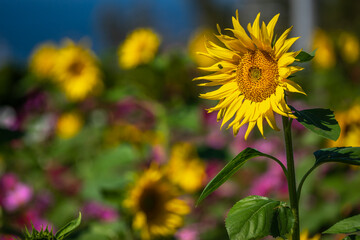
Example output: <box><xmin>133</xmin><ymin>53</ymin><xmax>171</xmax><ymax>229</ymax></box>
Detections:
<box><xmin>245</xmin><ymin>121</ymin><xmax>257</xmax><ymax>140</ymax></box>
<box><xmin>283</xmin><ymin>79</ymin><xmax>306</xmax><ymax>95</ymax></box>
<box><xmin>267</xmin><ymin>14</ymin><xmax>280</xmax><ymax>41</ymax></box>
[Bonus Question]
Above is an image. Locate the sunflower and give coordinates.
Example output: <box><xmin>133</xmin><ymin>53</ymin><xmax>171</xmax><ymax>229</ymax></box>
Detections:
<box><xmin>312</xmin><ymin>29</ymin><xmax>336</xmax><ymax>69</ymax></box>
<box><xmin>53</xmin><ymin>39</ymin><xmax>103</xmax><ymax>101</ymax></box>
<box><xmin>194</xmin><ymin>11</ymin><xmax>305</xmax><ymax>139</ymax></box>
<box><xmin>188</xmin><ymin>28</ymin><xmax>217</xmax><ymax>67</ymax></box>
<box><xmin>56</xmin><ymin>112</ymin><xmax>83</xmax><ymax>139</ymax></box>
<box><xmin>165</xmin><ymin>142</ymin><xmax>206</xmax><ymax>193</ymax></box>
<box><xmin>328</xmin><ymin>103</ymin><xmax>360</xmax><ymax>147</ymax></box>
<box><xmin>118</xmin><ymin>28</ymin><xmax>160</xmax><ymax>69</ymax></box>
<box><xmin>29</xmin><ymin>42</ymin><xmax>58</xmax><ymax>79</ymax></box>
<box><xmin>124</xmin><ymin>165</ymin><xmax>190</xmax><ymax>240</ymax></box>
<box><xmin>339</xmin><ymin>31</ymin><xmax>359</xmax><ymax>64</ymax></box>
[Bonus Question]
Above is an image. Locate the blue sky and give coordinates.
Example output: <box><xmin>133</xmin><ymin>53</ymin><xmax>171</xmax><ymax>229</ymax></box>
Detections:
<box><xmin>0</xmin><ymin>0</ymin><xmax>200</xmax><ymax>62</ymax></box>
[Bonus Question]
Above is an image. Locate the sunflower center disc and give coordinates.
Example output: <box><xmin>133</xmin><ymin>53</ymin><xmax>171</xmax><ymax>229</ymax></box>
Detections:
<box><xmin>68</xmin><ymin>61</ymin><xmax>85</xmax><ymax>76</ymax></box>
<box><xmin>236</xmin><ymin>49</ymin><xmax>279</xmax><ymax>102</ymax></box>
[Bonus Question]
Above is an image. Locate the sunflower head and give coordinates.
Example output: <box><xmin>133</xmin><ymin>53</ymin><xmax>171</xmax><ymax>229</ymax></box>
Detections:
<box><xmin>56</xmin><ymin>112</ymin><xmax>83</xmax><ymax>139</ymax></box>
<box><xmin>124</xmin><ymin>165</ymin><xmax>190</xmax><ymax>240</ymax></box>
<box><xmin>328</xmin><ymin>103</ymin><xmax>360</xmax><ymax>147</ymax></box>
<box><xmin>339</xmin><ymin>31</ymin><xmax>360</xmax><ymax>64</ymax></box>
<box><xmin>118</xmin><ymin>28</ymin><xmax>160</xmax><ymax>69</ymax></box>
<box><xmin>312</xmin><ymin>29</ymin><xmax>336</xmax><ymax>69</ymax></box>
<box><xmin>29</xmin><ymin>43</ymin><xmax>58</xmax><ymax>79</ymax></box>
<box><xmin>188</xmin><ymin>28</ymin><xmax>217</xmax><ymax>67</ymax></box>
<box><xmin>53</xmin><ymin>39</ymin><xmax>103</xmax><ymax>101</ymax></box>
<box><xmin>194</xmin><ymin>11</ymin><xmax>305</xmax><ymax>139</ymax></box>
<box><xmin>166</xmin><ymin>142</ymin><xmax>206</xmax><ymax>193</ymax></box>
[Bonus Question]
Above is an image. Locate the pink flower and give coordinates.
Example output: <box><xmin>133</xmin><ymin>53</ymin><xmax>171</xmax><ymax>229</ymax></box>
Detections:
<box><xmin>16</xmin><ymin>209</ymin><xmax>53</xmax><ymax>231</ymax></box>
<box><xmin>82</xmin><ymin>201</ymin><xmax>119</xmax><ymax>222</ymax></box>
<box><xmin>0</xmin><ymin>173</ymin><xmax>33</xmax><ymax>212</ymax></box>
<box><xmin>176</xmin><ymin>226</ymin><xmax>199</xmax><ymax>240</ymax></box>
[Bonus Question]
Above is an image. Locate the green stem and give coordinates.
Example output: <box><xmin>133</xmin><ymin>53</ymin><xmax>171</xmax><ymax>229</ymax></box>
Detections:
<box><xmin>282</xmin><ymin>116</ymin><xmax>300</xmax><ymax>240</ymax></box>
<box><xmin>297</xmin><ymin>164</ymin><xmax>319</xmax><ymax>202</ymax></box>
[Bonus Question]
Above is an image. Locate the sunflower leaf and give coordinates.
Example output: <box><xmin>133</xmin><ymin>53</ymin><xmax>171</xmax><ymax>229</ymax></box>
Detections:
<box><xmin>225</xmin><ymin>196</ymin><xmax>294</xmax><ymax>240</ymax></box>
<box><xmin>196</xmin><ymin>148</ymin><xmax>279</xmax><ymax>205</ymax></box>
<box><xmin>323</xmin><ymin>214</ymin><xmax>360</xmax><ymax>234</ymax></box>
<box><xmin>296</xmin><ymin>50</ymin><xmax>315</xmax><ymax>62</ymax></box>
<box><xmin>290</xmin><ymin>107</ymin><xmax>340</xmax><ymax>141</ymax></box>
<box><xmin>314</xmin><ymin>147</ymin><xmax>360</xmax><ymax>167</ymax></box>
<box><xmin>55</xmin><ymin>212</ymin><xmax>81</xmax><ymax>240</ymax></box>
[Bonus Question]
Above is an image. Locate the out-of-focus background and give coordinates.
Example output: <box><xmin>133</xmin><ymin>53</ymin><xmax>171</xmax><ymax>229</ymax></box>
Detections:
<box><xmin>0</xmin><ymin>0</ymin><xmax>360</xmax><ymax>239</ymax></box>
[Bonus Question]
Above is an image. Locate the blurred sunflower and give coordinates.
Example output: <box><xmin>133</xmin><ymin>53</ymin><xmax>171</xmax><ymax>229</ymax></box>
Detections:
<box><xmin>328</xmin><ymin>104</ymin><xmax>360</xmax><ymax>147</ymax></box>
<box><xmin>312</xmin><ymin>29</ymin><xmax>336</xmax><ymax>69</ymax></box>
<box><xmin>194</xmin><ymin>11</ymin><xmax>305</xmax><ymax>139</ymax></box>
<box><xmin>188</xmin><ymin>28</ymin><xmax>217</xmax><ymax>67</ymax></box>
<box><xmin>299</xmin><ymin>230</ymin><xmax>321</xmax><ymax>240</ymax></box>
<box><xmin>339</xmin><ymin>32</ymin><xmax>360</xmax><ymax>64</ymax></box>
<box><xmin>53</xmin><ymin>39</ymin><xmax>103</xmax><ymax>101</ymax></box>
<box><xmin>278</xmin><ymin>230</ymin><xmax>320</xmax><ymax>240</ymax></box>
<box><xmin>124</xmin><ymin>165</ymin><xmax>190</xmax><ymax>240</ymax></box>
<box><xmin>56</xmin><ymin>112</ymin><xmax>83</xmax><ymax>139</ymax></box>
<box><xmin>29</xmin><ymin>43</ymin><xmax>58</xmax><ymax>79</ymax></box>
<box><xmin>118</xmin><ymin>28</ymin><xmax>160</xmax><ymax>69</ymax></box>
<box><xmin>166</xmin><ymin>142</ymin><xmax>206</xmax><ymax>193</ymax></box>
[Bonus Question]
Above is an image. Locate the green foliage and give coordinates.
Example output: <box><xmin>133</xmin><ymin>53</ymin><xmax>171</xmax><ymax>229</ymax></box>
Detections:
<box><xmin>314</xmin><ymin>147</ymin><xmax>360</xmax><ymax>167</ymax></box>
<box><xmin>295</xmin><ymin>50</ymin><xmax>316</xmax><ymax>62</ymax></box>
<box><xmin>55</xmin><ymin>212</ymin><xmax>81</xmax><ymax>240</ymax></box>
<box><xmin>196</xmin><ymin>148</ymin><xmax>281</xmax><ymax>205</ymax></box>
<box><xmin>343</xmin><ymin>235</ymin><xmax>360</xmax><ymax>240</ymax></box>
<box><xmin>291</xmin><ymin>107</ymin><xmax>340</xmax><ymax>141</ymax></box>
<box><xmin>24</xmin><ymin>213</ymin><xmax>81</xmax><ymax>240</ymax></box>
<box><xmin>323</xmin><ymin>214</ymin><xmax>360</xmax><ymax>234</ymax></box>
<box><xmin>225</xmin><ymin>195</ymin><xmax>294</xmax><ymax>240</ymax></box>
<box><xmin>24</xmin><ymin>226</ymin><xmax>55</xmax><ymax>240</ymax></box>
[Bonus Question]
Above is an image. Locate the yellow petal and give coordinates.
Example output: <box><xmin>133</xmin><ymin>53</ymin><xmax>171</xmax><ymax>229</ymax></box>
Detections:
<box><xmin>276</xmin><ymin>37</ymin><xmax>300</xmax><ymax>59</ymax></box>
<box><xmin>208</xmin><ymin>91</ymin><xmax>241</xmax><ymax>112</ymax></box>
<box><xmin>274</xmin><ymin>26</ymin><xmax>293</xmax><ymax>57</ymax></box>
<box><xmin>283</xmin><ymin>79</ymin><xmax>306</xmax><ymax>95</ymax></box>
<box><xmin>267</xmin><ymin>13</ymin><xmax>280</xmax><ymax>41</ymax></box>
<box><xmin>265</xmin><ymin>109</ymin><xmax>280</xmax><ymax>131</ymax></box>
<box><xmin>278</xmin><ymin>53</ymin><xmax>296</xmax><ymax>67</ymax></box>
<box><xmin>221</xmin><ymin>96</ymin><xmax>243</xmax><ymax>128</ymax></box>
<box><xmin>200</xmin><ymin>82</ymin><xmax>237</xmax><ymax>100</ymax></box>
<box><xmin>244</xmin><ymin>121</ymin><xmax>256</xmax><ymax>140</ymax></box>
<box><xmin>198</xmin><ymin>61</ymin><xmax>236</xmax><ymax>72</ymax></box>
<box><xmin>257</xmin><ymin>115</ymin><xmax>265</xmax><ymax>137</ymax></box>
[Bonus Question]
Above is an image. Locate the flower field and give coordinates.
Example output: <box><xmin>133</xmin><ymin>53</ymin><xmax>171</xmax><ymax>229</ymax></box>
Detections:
<box><xmin>0</xmin><ymin>1</ymin><xmax>360</xmax><ymax>239</ymax></box>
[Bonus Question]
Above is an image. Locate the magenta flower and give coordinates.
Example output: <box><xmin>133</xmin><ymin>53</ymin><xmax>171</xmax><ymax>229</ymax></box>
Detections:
<box><xmin>82</xmin><ymin>201</ymin><xmax>119</xmax><ymax>222</ymax></box>
<box><xmin>0</xmin><ymin>173</ymin><xmax>33</xmax><ymax>212</ymax></box>
<box><xmin>16</xmin><ymin>208</ymin><xmax>53</xmax><ymax>232</ymax></box>
<box><xmin>176</xmin><ymin>226</ymin><xmax>199</xmax><ymax>240</ymax></box>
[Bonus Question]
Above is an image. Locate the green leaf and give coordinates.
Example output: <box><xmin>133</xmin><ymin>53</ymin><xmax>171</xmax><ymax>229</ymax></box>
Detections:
<box><xmin>314</xmin><ymin>147</ymin><xmax>360</xmax><ymax>167</ymax></box>
<box><xmin>275</xmin><ymin>202</ymin><xmax>295</xmax><ymax>238</ymax></box>
<box><xmin>196</xmin><ymin>148</ymin><xmax>278</xmax><ymax>205</ymax></box>
<box><xmin>323</xmin><ymin>214</ymin><xmax>360</xmax><ymax>234</ymax></box>
<box><xmin>291</xmin><ymin>107</ymin><xmax>340</xmax><ymax>141</ymax></box>
<box><xmin>296</xmin><ymin>50</ymin><xmax>315</xmax><ymax>62</ymax></box>
<box><xmin>55</xmin><ymin>212</ymin><xmax>82</xmax><ymax>239</ymax></box>
<box><xmin>225</xmin><ymin>196</ymin><xmax>294</xmax><ymax>240</ymax></box>
<box><xmin>343</xmin><ymin>235</ymin><xmax>360</xmax><ymax>240</ymax></box>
